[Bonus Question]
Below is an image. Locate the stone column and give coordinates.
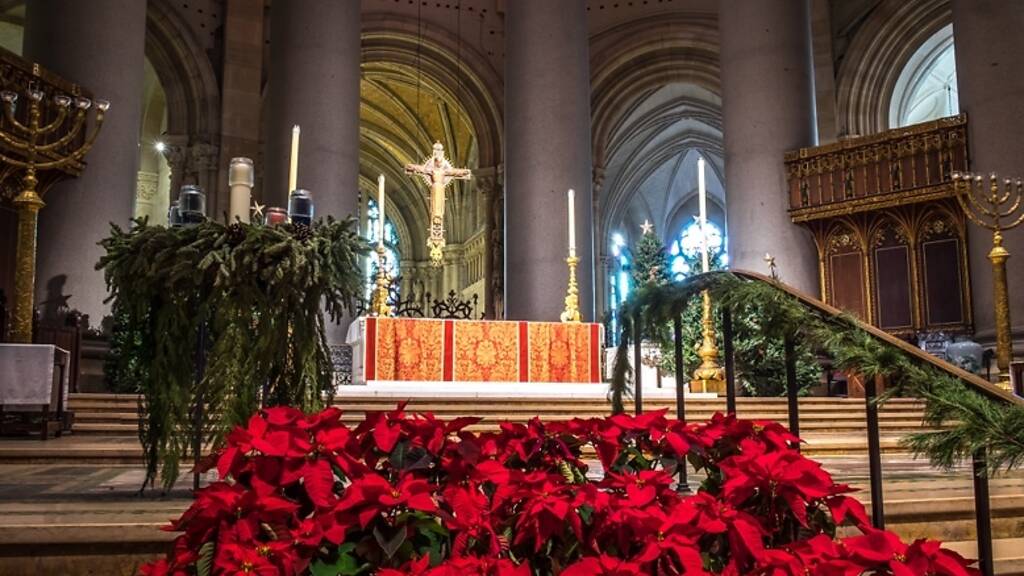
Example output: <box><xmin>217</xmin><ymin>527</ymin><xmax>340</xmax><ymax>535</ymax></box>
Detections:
<box><xmin>23</xmin><ymin>0</ymin><xmax>147</xmax><ymax>323</ymax></box>
<box><xmin>265</xmin><ymin>0</ymin><xmax>360</xmax><ymax>343</ymax></box>
<box><xmin>216</xmin><ymin>0</ymin><xmax>264</xmax><ymax>219</ymax></box>
<box><xmin>951</xmin><ymin>0</ymin><xmax>1024</xmax><ymax>345</ymax></box>
<box><xmin>719</xmin><ymin>0</ymin><xmax>819</xmax><ymax>294</ymax></box>
<box><xmin>505</xmin><ymin>0</ymin><xmax>595</xmax><ymax>321</ymax></box>
<box><xmin>265</xmin><ymin>0</ymin><xmax>360</xmax><ymax>216</ymax></box>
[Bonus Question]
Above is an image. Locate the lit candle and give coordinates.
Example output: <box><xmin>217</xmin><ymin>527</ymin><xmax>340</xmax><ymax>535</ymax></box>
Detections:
<box><xmin>377</xmin><ymin>174</ymin><xmax>385</xmax><ymax>248</ymax></box>
<box><xmin>228</xmin><ymin>157</ymin><xmax>254</xmax><ymax>224</ymax></box>
<box><xmin>567</xmin><ymin>188</ymin><xmax>576</xmax><ymax>256</ymax></box>
<box><xmin>698</xmin><ymin>156</ymin><xmax>709</xmax><ymax>273</ymax></box>
<box><xmin>288</xmin><ymin>125</ymin><xmax>300</xmax><ymax>193</ymax></box>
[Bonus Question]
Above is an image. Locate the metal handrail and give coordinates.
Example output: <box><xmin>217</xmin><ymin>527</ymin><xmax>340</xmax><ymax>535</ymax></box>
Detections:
<box><xmin>630</xmin><ymin>269</ymin><xmax>1013</xmax><ymax>576</ymax></box>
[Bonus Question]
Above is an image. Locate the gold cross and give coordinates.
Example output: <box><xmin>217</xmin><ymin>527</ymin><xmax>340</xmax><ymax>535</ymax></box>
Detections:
<box><xmin>405</xmin><ymin>142</ymin><xmax>472</xmax><ymax>266</ymax></box>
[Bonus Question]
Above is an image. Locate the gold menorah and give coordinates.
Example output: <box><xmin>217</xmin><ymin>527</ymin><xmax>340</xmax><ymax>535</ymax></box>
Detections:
<box><xmin>0</xmin><ymin>83</ymin><xmax>108</xmax><ymax>343</ymax></box>
<box><xmin>952</xmin><ymin>172</ymin><xmax>1024</xmax><ymax>385</ymax></box>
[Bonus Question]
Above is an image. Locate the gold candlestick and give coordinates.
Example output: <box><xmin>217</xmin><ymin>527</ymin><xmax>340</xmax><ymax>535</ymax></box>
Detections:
<box><xmin>370</xmin><ymin>245</ymin><xmax>392</xmax><ymax>317</ymax></box>
<box><xmin>953</xmin><ymin>172</ymin><xmax>1024</xmax><ymax>386</ymax></box>
<box><xmin>560</xmin><ymin>254</ymin><xmax>581</xmax><ymax>323</ymax></box>
<box><xmin>0</xmin><ymin>83</ymin><xmax>107</xmax><ymax>343</ymax></box>
<box><xmin>690</xmin><ymin>289</ymin><xmax>724</xmax><ymax>394</ymax></box>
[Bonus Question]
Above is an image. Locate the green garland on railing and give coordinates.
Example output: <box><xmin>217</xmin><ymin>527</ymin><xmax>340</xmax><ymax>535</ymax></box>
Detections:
<box><xmin>610</xmin><ymin>271</ymin><xmax>1024</xmax><ymax>474</ymax></box>
<box><xmin>97</xmin><ymin>218</ymin><xmax>367</xmax><ymax>488</ymax></box>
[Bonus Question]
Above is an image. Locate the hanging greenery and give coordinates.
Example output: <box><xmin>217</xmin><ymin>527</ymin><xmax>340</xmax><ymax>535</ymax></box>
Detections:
<box><xmin>97</xmin><ymin>218</ymin><xmax>367</xmax><ymax>488</ymax></box>
<box><xmin>610</xmin><ymin>271</ymin><xmax>1024</xmax><ymax>474</ymax></box>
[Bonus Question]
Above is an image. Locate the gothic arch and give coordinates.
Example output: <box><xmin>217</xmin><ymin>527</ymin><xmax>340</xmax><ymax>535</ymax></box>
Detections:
<box><xmin>589</xmin><ymin>13</ymin><xmax>723</xmax><ymax>244</ymax></box>
<box><xmin>145</xmin><ymin>0</ymin><xmax>221</xmax><ymax>141</ymax></box>
<box><xmin>835</xmin><ymin>0</ymin><xmax>951</xmax><ymax>136</ymax></box>
<box><xmin>359</xmin><ymin>16</ymin><xmax>503</xmax><ymax>263</ymax></box>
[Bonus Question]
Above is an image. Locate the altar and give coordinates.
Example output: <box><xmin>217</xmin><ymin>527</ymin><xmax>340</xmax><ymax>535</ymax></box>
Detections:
<box><xmin>346</xmin><ymin>317</ymin><xmax>603</xmax><ymax>386</ymax></box>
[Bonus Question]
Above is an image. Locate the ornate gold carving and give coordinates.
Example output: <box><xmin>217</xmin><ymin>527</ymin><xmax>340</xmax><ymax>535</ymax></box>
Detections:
<box><xmin>1</xmin><ymin>78</ymin><xmax>107</xmax><ymax>342</ymax></box>
<box><xmin>953</xmin><ymin>172</ymin><xmax>1024</xmax><ymax>385</ymax></box>
<box><xmin>560</xmin><ymin>255</ymin><xmax>581</xmax><ymax>323</ymax></box>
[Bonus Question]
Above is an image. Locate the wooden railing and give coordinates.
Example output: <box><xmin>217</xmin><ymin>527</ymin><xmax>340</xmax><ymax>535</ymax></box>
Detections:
<box><xmin>785</xmin><ymin>115</ymin><xmax>968</xmax><ymax>222</ymax></box>
<box><xmin>631</xmin><ymin>270</ymin><xmax>1020</xmax><ymax>576</ymax></box>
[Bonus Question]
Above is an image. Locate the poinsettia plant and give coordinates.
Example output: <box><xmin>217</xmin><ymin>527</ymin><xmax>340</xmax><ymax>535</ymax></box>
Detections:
<box><xmin>140</xmin><ymin>405</ymin><xmax>977</xmax><ymax>576</ymax></box>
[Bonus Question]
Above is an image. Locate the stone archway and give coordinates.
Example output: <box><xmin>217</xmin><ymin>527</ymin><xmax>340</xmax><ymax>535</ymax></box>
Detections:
<box><xmin>360</xmin><ymin>16</ymin><xmax>503</xmax><ymax>317</ymax></box>
<box><xmin>590</xmin><ymin>13</ymin><xmax>722</xmax><ymax>315</ymax></box>
<box><xmin>835</xmin><ymin>0</ymin><xmax>951</xmax><ymax>136</ymax></box>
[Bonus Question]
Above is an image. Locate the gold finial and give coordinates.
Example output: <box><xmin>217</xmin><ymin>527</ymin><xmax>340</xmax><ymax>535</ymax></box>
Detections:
<box><xmin>370</xmin><ymin>245</ymin><xmax>392</xmax><ymax>317</ymax></box>
<box><xmin>764</xmin><ymin>252</ymin><xmax>778</xmax><ymax>280</ymax></box>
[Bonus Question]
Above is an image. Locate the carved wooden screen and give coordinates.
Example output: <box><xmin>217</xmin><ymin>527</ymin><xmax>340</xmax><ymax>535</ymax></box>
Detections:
<box><xmin>870</xmin><ymin>218</ymin><xmax>914</xmax><ymax>332</ymax></box>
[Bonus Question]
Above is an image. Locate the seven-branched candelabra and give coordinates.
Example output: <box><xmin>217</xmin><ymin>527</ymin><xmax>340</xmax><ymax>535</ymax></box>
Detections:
<box><xmin>0</xmin><ymin>83</ymin><xmax>108</xmax><ymax>343</ymax></box>
<box><xmin>952</xmin><ymin>172</ymin><xmax>1024</xmax><ymax>386</ymax></box>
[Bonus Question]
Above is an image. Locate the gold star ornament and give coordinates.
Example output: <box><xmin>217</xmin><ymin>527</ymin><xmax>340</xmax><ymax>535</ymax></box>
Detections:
<box><xmin>640</xmin><ymin>219</ymin><xmax>654</xmax><ymax>235</ymax></box>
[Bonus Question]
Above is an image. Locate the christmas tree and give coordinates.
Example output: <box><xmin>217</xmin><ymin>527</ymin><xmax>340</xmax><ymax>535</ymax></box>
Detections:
<box><xmin>631</xmin><ymin>220</ymin><xmax>672</xmax><ymax>288</ymax></box>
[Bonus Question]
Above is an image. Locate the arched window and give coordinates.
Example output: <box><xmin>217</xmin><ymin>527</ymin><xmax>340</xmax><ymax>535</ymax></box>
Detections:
<box><xmin>890</xmin><ymin>24</ymin><xmax>958</xmax><ymax>128</ymax></box>
<box><xmin>366</xmin><ymin>198</ymin><xmax>401</xmax><ymax>295</ymax></box>
<box><xmin>607</xmin><ymin>233</ymin><xmax>632</xmax><ymax>342</ymax></box>
<box><xmin>668</xmin><ymin>220</ymin><xmax>727</xmax><ymax>280</ymax></box>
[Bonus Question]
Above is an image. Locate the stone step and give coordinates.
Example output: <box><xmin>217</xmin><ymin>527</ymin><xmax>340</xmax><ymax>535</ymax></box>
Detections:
<box><xmin>68</xmin><ymin>419</ymin><xmax>936</xmax><ymax>436</ymax></box>
<box><xmin>944</xmin><ymin>538</ymin><xmax>1024</xmax><ymax>575</ymax></box>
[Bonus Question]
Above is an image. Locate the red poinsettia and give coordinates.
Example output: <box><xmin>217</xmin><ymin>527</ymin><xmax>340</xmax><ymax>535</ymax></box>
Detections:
<box><xmin>139</xmin><ymin>406</ymin><xmax>978</xmax><ymax>576</ymax></box>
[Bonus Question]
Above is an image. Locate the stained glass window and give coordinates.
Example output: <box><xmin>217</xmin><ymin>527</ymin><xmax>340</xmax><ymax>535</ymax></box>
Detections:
<box><xmin>366</xmin><ymin>198</ymin><xmax>400</xmax><ymax>295</ymax></box>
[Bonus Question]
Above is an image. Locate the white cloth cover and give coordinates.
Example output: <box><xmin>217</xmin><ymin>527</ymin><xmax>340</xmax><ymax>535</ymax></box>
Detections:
<box><xmin>0</xmin><ymin>344</ymin><xmax>69</xmax><ymax>406</ymax></box>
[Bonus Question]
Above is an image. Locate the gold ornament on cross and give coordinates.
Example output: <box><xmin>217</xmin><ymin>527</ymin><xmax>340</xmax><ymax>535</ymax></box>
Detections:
<box><xmin>405</xmin><ymin>142</ymin><xmax>472</xmax><ymax>266</ymax></box>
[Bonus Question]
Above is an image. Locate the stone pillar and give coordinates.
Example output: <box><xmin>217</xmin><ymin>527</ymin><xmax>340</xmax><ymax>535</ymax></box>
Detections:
<box><xmin>23</xmin><ymin>0</ymin><xmax>147</xmax><ymax>323</ymax></box>
<box><xmin>265</xmin><ymin>0</ymin><xmax>360</xmax><ymax>343</ymax></box>
<box><xmin>719</xmin><ymin>0</ymin><xmax>819</xmax><ymax>294</ymax></box>
<box><xmin>505</xmin><ymin>0</ymin><xmax>595</xmax><ymax>321</ymax></box>
<box><xmin>217</xmin><ymin>0</ymin><xmax>265</xmax><ymax>218</ymax></box>
<box><xmin>265</xmin><ymin>0</ymin><xmax>360</xmax><ymax>217</ymax></box>
<box><xmin>951</xmin><ymin>0</ymin><xmax>1024</xmax><ymax>345</ymax></box>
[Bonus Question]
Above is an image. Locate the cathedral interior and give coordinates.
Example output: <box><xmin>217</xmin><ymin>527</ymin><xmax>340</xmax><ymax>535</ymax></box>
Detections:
<box><xmin>0</xmin><ymin>1</ymin><xmax>1023</xmax><ymax>574</ymax></box>
<box><xmin>1</xmin><ymin>0</ymin><xmax>1015</xmax><ymax>346</ymax></box>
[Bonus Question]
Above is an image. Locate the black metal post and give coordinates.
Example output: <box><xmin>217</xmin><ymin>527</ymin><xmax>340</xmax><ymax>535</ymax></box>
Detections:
<box><xmin>633</xmin><ymin>312</ymin><xmax>643</xmax><ymax>415</ymax></box>
<box><xmin>672</xmin><ymin>316</ymin><xmax>689</xmax><ymax>493</ymax></box>
<box><xmin>784</xmin><ymin>336</ymin><xmax>799</xmax><ymax>441</ymax></box>
<box><xmin>722</xmin><ymin>307</ymin><xmax>736</xmax><ymax>416</ymax></box>
<box><xmin>192</xmin><ymin>321</ymin><xmax>208</xmax><ymax>491</ymax></box>
<box><xmin>864</xmin><ymin>376</ymin><xmax>885</xmax><ymax>529</ymax></box>
<box><xmin>973</xmin><ymin>448</ymin><xmax>995</xmax><ymax>576</ymax></box>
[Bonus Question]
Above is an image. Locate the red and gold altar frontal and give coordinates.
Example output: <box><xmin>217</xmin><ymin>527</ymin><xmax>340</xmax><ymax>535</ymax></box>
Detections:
<box><xmin>347</xmin><ymin>317</ymin><xmax>603</xmax><ymax>384</ymax></box>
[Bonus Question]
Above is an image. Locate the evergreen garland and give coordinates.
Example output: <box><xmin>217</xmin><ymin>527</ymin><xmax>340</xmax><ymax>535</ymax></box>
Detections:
<box><xmin>97</xmin><ymin>217</ymin><xmax>367</xmax><ymax>488</ymax></box>
<box><xmin>657</xmin><ymin>248</ymin><xmax>820</xmax><ymax>396</ymax></box>
<box><xmin>610</xmin><ymin>271</ymin><xmax>1024</xmax><ymax>474</ymax></box>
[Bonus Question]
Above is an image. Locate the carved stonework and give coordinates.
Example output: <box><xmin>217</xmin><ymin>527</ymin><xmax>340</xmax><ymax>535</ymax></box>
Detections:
<box><xmin>136</xmin><ymin>171</ymin><xmax>159</xmax><ymax>202</ymax></box>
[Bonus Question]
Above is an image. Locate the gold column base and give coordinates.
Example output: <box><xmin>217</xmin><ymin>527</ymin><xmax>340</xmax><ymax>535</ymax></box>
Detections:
<box><xmin>560</xmin><ymin>254</ymin><xmax>581</xmax><ymax>323</ymax></box>
<box><xmin>370</xmin><ymin>245</ymin><xmax>392</xmax><ymax>317</ymax></box>
<box><xmin>11</xmin><ymin>174</ymin><xmax>44</xmax><ymax>343</ymax></box>
<box><xmin>989</xmin><ymin>231</ymin><xmax>1013</xmax><ymax>387</ymax></box>
<box><xmin>690</xmin><ymin>289</ymin><xmax>724</xmax><ymax>395</ymax></box>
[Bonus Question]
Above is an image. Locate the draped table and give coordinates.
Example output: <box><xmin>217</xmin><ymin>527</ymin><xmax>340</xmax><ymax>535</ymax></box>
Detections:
<box><xmin>346</xmin><ymin>317</ymin><xmax>603</xmax><ymax>385</ymax></box>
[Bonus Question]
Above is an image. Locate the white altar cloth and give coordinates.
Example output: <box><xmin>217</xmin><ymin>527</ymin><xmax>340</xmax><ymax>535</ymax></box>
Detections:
<box><xmin>0</xmin><ymin>344</ymin><xmax>69</xmax><ymax>406</ymax></box>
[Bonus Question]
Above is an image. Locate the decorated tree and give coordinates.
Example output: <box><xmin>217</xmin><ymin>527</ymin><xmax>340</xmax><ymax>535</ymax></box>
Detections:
<box><xmin>631</xmin><ymin>220</ymin><xmax>672</xmax><ymax>288</ymax></box>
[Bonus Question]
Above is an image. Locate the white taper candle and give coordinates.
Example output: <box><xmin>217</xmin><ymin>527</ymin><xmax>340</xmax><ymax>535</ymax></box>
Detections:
<box><xmin>567</xmin><ymin>188</ymin><xmax>576</xmax><ymax>256</ymax></box>
<box><xmin>288</xmin><ymin>125</ymin><xmax>300</xmax><ymax>193</ymax></box>
<box><xmin>377</xmin><ymin>174</ymin><xmax>385</xmax><ymax>248</ymax></box>
<box><xmin>698</xmin><ymin>156</ymin><xmax>709</xmax><ymax>273</ymax></box>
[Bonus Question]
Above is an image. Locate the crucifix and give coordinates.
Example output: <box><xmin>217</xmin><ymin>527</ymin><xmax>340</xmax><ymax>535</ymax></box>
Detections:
<box><xmin>405</xmin><ymin>141</ymin><xmax>472</xmax><ymax>266</ymax></box>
